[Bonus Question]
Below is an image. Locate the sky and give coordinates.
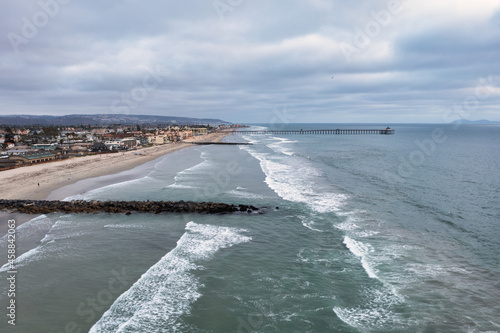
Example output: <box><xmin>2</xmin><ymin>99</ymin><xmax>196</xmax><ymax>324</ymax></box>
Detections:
<box><xmin>1</xmin><ymin>0</ymin><xmax>500</xmax><ymax>124</ymax></box>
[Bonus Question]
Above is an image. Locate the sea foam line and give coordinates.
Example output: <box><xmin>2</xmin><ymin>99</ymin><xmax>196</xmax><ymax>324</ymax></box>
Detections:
<box><xmin>240</xmin><ymin>143</ymin><xmax>346</xmax><ymax>213</ymax></box>
<box><xmin>343</xmin><ymin>236</ymin><xmax>378</xmax><ymax>279</ymax></box>
<box><xmin>165</xmin><ymin>156</ymin><xmax>215</xmax><ymax>189</ymax></box>
<box><xmin>64</xmin><ymin>176</ymin><xmax>155</xmax><ymax>201</ymax></box>
<box><xmin>90</xmin><ymin>222</ymin><xmax>251</xmax><ymax>333</ymax></box>
<box><xmin>0</xmin><ymin>215</ymin><xmax>62</xmax><ymax>272</ymax></box>
<box><xmin>0</xmin><ymin>214</ymin><xmax>53</xmax><ymax>244</ymax></box>
<box><xmin>0</xmin><ymin>215</ymin><xmax>95</xmax><ymax>272</ymax></box>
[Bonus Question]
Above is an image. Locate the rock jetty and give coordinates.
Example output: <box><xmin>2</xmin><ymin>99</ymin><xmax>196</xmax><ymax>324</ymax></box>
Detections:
<box><xmin>0</xmin><ymin>199</ymin><xmax>260</xmax><ymax>215</ymax></box>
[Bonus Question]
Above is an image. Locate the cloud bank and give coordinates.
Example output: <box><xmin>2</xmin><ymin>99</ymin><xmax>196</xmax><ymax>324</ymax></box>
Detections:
<box><xmin>1</xmin><ymin>0</ymin><xmax>499</xmax><ymax>123</ymax></box>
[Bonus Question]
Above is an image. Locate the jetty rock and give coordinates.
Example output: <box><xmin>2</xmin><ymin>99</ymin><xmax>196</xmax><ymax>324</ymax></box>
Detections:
<box><xmin>0</xmin><ymin>199</ymin><xmax>261</xmax><ymax>215</ymax></box>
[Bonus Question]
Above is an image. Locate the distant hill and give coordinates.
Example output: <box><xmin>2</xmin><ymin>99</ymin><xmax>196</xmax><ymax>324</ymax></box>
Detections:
<box><xmin>451</xmin><ymin>119</ymin><xmax>500</xmax><ymax>125</ymax></box>
<box><xmin>0</xmin><ymin>114</ymin><xmax>231</xmax><ymax>126</ymax></box>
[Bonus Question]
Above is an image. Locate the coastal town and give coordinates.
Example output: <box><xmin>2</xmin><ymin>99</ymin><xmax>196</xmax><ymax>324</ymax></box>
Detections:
<box><xmin>0</xmin><ymin>123</ymin><xmax>243</xmax><ymax>170</ymax></box>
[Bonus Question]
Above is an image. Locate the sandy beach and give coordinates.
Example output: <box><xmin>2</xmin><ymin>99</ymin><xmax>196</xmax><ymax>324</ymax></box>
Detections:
<box><xmin>0</xmin><ymin>132</ymin><xmax>229</xmax><ymax>201</ymax></box>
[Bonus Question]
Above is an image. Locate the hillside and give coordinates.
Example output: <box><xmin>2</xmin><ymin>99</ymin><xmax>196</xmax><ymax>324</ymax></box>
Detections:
<box><xmin>0</xmin><ymin>114</ymin><xmax>231</xmax><ymax>126</ymax></box>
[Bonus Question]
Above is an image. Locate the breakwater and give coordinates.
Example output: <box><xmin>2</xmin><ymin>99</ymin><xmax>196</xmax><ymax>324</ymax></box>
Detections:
<box><xmin>0</xmin><ymin>199</ymin><xmax>260</xmax><ymax>214</ymax></box>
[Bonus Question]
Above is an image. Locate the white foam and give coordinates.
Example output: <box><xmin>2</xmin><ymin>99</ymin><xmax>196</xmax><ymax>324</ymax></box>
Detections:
<box><xmin>39</xmin><ymin>217</ymin><xmax>92</xmax><ymax>243</ymax></box>
<box><xmin>0</xmin><ymin>216</ymin><xmax>68</xmax><ymax>272</ymax></box>
<box><xmin>335</xmin><ymin>221</ymin><xmax>360</xmax><ymax>231</ymax></box>
<box><xmin>270</xmin><ymin>137</ymin><xmax>298</xmax><ymax>143</ymax></box>
<box><xmin>0</xmin><ymin>214</ymin><xmax>103</xmax><ymax>272</ymax></box>
<box><xmin>90</xmin><ymin>222</ymin><xmax>251</xmax><ymax>333</ymax></box>
<box><xmin>267</xmin><ymin>137</ymin><xmax>297</xmax><ymax>156</ymax></box>
<box><xmin>301</xmin><ymin>221</ymin><xmax>324</xmax><ymax>232</ymax></box>
<box><xmin>344</xmin><ymin>236</ymin><xmax>378</xmax><ymax>279</ymax></box>
<box><xmin>227</xmin><ymin>189</ymin><xmax>267</xmax><ymax>200</ymax></box>
<box><xmin>0</xmin><ymin>235</ymin><xmax>78</xmax><ymax>272</ymax></box>
<box><xmin>355</xmin><ymin>230</ymin><xmax>380</xmax><ymax>238</ymax></box>
<box><xmin>261</xmin><ymin>157</ymin><xmax>345</xmax><ymax>213</ymax></box>
<box><xmin>165</xmin><ymin>183</ymin><xmax>195</xmax><ymax>189</ymax></box>
<box><xmin>299</xmin><ymin>216</ymin><xmax>324</xmax><ymax>233</ymax></box>
<box><xmin>240</xmin><ymin>143</ymin><xmax>346</xmax><ymax>213</ymax></box>
<box><xmin>103</xmin><ymin>224</ymin><xmax>145</xmax><ymax>230</ymax></box>
<box><xmin>64</xmin><ymin>176</ymin><xmax>154</xmax><ymax>201</ymax></box>
<box><xmin>0</xmin><ymin>215</ymin><xmax>54</xmax><ymax>244</ymax></box>
<box><xmin>0</xmin><ymin>244</ymin><xmax>46</xmax><ymax>272</ymax></box>
<box><xmin>181</xmin><ymin>157</ymin><xmax>214</xmax><ymax>173</ymax></box>
<box><xmin>166</xmin><ymin>158</ymin><xmax>215</xmax><ymax>189</ymax></box>
<box><xmin>406</xmin><ymin>263</ymin><xmax>472</xmax><ymax>278</ymax></box>
<box><xmin>241</xmin><ymin>134</ymin><xmax>262</xmax><ymax>145</ymax></box>
<box><xmin>268</xmin><ymin>143</ymin><xmax>294</xmax><ymax>156</ymax></box>
<box><xmin>333</xmin><ymin>285</ymin><xmax>406</xmax><ymax>331</ymax></box>
<box><xmin>333</xmin><ymin>305</ymin><xmax>398</xmax><ymax>331</ymax></box>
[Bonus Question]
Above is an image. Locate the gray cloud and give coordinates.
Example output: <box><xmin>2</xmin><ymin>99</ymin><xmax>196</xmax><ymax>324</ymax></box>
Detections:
<box><xmin>1</xmin><ymin>0</ymin><xmax>499</xmax><ymax>123</ymax></box>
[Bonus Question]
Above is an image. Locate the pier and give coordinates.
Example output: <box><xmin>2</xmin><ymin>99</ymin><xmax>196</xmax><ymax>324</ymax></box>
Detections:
<box><xmin>188</xmin><ymin>142</ymin><xmax>253</xmax><ymax>145</ymax></box>
<box><xmin>223</xmin><ymin>128</ymin><xmax>395</xmax><ymax>135</ymax></box>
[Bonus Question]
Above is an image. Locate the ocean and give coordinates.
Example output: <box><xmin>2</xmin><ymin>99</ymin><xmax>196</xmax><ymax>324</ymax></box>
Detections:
<box><xmin>1</xmin><ymin>123</ymin><xmax>499</xmax><ymax>333</ymax></box>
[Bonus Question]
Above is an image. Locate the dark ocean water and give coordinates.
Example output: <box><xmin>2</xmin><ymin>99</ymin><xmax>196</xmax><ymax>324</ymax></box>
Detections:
<box><xmin>1</xmin><ymin>124</ymin><xmax>499</xmax><ymax>333</ymax></box>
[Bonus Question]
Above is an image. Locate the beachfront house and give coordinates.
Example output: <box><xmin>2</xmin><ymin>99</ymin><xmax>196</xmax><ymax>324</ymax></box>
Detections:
<box><xmin>7</xmin><ymin>151</ymin><xmax>58</xmax><ymax>164</ymax></box>
<box><xmin>104</xmin><ymin>140</ymin><xmax>122</xmax><ymax>150</ymax></box>
<box><xmin>135</xmin><ymin>137</ymin><xmax>149</xmax><ymax>146</ymax></box>
<box><xmin>33</xmin><ymin>143</ymin><xmax>58</xmax><ymax>150</ymax></box>
<box><xmin>147</xmin><ymin>134</ymin><xmax>167</xmax><ymax>145</ymax></box>
<box><xmin>187</xmin><ymin>128</ymin><xmax>208</xmax><ymax>136</ymax></box>
<box><xmin>0</xmin><ymin>156</ymin><xmax>23</xmax><ymax>168</ymax></box>
<box><xmin>121</xmin><ymin>138</ymin><xmax>140</xmax><ymax>149</ymax></box>
<box><xmin>91</xmin><ymin>142</ymin><xmax>107</xmax><ymax>152</ymax></box>
<box><xmin>70</xmin><ymin>143</ymin><xmax>93</xmax><ymax>151</ymax></box>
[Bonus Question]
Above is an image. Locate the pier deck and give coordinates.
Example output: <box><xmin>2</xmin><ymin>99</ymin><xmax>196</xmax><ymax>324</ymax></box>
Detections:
<box><xmin>223</xmin><ymin>128</ymin><xmax>395</xmax><ymax>135</ymax></box>
<box><xmin>188</xmin><ymin>142</ymin><xmax>252</xmax><ymax>145</ymax></box>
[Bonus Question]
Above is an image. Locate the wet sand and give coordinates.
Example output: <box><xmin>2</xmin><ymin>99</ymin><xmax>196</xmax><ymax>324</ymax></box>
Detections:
<box><xmin>0</xmin><ymin>133</ymin><xmax>228</xmax><ymax>201</ymax></box>
<box><xmin>0</xmin><ymin>133</ymin><xmax>229</xmax><ymax>232</ymax></box>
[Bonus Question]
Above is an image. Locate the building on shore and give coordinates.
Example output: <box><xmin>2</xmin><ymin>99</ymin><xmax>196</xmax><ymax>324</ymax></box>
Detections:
<box><xmin>121</xmin><ymin>138</ymin><xmax>140</xmax><ymax>149</ymax></box>
<box><xmin>91</xmin><ymin>142</ymin><xmax>107</xmax><ymax>152</ymax></box>
<box><xmin>135</xmin><ymin>137</ymin><xmax>149</xmax><ymax>146</ymax></box>
<box><xmin>104</xmin><ymin>140</ymin><xmax>122</xmax><ymax>150</ymax></box>
<box><xmin>187</xmin><ymin>128</ymin><xmax>208</xmax><ymax>136</ymax></box>
<box><xmin>0</xmin><ymin>156</ymin><xmax>23</xmax><ymax>168</ymax></box>
<box><xmin>147</xmin><ymin>134</ymin><xmax>167</xmax><ymax>145</ymax></box>
<box><xmin>177</xmin><ymin>130</ymin><xmax>193</xmax><ymax>140</ymax></box>
<box><xmin>32</xmin><ymin>143</ymin><xmax>58</xmax><ymax>150</ymax></box>
<box><xmin>6</xmin><ymin>151</ymin><xmax>58</xmax><ymax>165</ymax></box>
<box><xmin>70</xmin><ymin>143</ymin><xmax>93</xmax><ymax>151</ymax></box>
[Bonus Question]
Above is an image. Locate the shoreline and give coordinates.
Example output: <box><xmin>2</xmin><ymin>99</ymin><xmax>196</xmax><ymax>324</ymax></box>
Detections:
<box><xmin>0</xmin><ymin>132</ymin><xmax>229</xmax><ymax>201</ymax></box>
<box><xmin>0</xmin><ymin>132</ymin><xmax>229</xmax><ymax>234</ymax></box>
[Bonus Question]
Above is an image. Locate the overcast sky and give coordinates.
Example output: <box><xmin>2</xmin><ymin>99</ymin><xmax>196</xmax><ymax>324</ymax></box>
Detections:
<box><xmin>1</xmin><ymin>0</ymin><xmax>499</xmax><ymax>123</ymax></box>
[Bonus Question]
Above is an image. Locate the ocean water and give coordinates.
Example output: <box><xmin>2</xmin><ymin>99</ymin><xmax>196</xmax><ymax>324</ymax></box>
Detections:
<box><xmin>1</xmin><ymin>124</ymin><xmax>499</xmax><ymax>333</ymax></box>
